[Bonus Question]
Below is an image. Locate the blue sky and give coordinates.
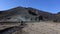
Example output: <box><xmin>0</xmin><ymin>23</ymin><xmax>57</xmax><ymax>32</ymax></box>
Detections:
<box><xmin>0</xmin><ymin>0</ymin><xmax>60</xmax><ymax>13</ymax></box>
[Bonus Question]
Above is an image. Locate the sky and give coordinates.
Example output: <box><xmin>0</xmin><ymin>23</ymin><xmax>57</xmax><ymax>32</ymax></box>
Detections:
<box><xmin>0</xmin><ymin>0</ymin><xmax>60</xmax><ymax>13</ymax></box>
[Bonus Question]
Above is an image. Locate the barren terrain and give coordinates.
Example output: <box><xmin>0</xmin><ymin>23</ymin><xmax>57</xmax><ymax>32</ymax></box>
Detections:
<box><xmin>1</xmin><ymin>21</ymin><xmax>60</xmax><ymax>34</ymax></box>
<box><xmin>16</xmin><ymin>21</ymin><xmax>60</xmax><ymax>34</ymax></box>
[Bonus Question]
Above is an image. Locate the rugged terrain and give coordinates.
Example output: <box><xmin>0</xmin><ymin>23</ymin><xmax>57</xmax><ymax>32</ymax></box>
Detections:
<box><xmin>0</xmin><ymin>6</ymin><xmax>60</xmax><ymax>34</ymax></box>
<box><xmin>13</xmin><ymin>21</ymin><xmax>60</xmax><ymax>34</ymax></box>
<box><xmin>0</xmin><ymin>21</ymin><xmax>60</xmax><ymax>34</ymax></box>
<box><xmin>0</xmin><ymin>6</ymin><xmax>60</xmax><ymax>22</ymax></box>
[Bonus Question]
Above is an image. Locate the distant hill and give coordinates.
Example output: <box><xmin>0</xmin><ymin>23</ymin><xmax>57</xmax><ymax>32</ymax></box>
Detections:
<box><xmin>0</xmin><ymin>6</ymin><xmax>60</xmax><ymax>22</ymax></box>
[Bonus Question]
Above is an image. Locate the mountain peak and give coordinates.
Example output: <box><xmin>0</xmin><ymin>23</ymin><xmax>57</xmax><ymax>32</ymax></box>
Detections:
<box><xmin>0</xmin><ymin>6</ymin><xmax>60</xmax><ymax>22</ymax></box>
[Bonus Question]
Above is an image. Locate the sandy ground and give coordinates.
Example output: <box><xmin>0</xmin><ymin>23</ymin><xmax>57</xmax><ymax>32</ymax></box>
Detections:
<box><xmin>1</xmin><ymin>21</ymin><xmax>60</xmax><ymax>34</ymax></box>
<box><xmin>21</xmin><ymin>21</ymin><xmax>60</xmax><ymax>34</ymax></box>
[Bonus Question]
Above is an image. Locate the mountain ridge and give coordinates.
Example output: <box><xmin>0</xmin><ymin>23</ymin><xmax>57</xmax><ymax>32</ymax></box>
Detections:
<box><xmin>0</xmin><ymin>6</ymin><xmax>60</xmax><ymax>22</ymax></box>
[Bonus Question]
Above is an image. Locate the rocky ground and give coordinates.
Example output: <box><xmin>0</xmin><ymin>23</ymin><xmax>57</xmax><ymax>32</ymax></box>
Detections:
<box><xmin>0</xmin><ymin>21</ymin><xmax>60</xmax><ymax>34</ymax></box>
<box><xmin>15</xmin><ymin>21</ymin><xmax>60</xmax><ymax>34</ymax></box>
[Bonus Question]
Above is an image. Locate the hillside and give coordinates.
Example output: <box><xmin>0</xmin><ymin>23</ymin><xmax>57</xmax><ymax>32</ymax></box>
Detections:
<box><xmin>0</xmin><ymin>6</ymin><xmax>60</xmax><ymax>34</ymax></box>
<box><xmin>0</xmin><ymin>6</ymin><xmax>60</xmax><ymax>22</ymax></box>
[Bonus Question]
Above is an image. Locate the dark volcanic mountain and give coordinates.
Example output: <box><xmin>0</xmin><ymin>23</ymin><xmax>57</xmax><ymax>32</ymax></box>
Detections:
<box><xmin>0</xmin><ymin>6</ymin><xmax>60</xmax><ymax>22</ymax></box>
